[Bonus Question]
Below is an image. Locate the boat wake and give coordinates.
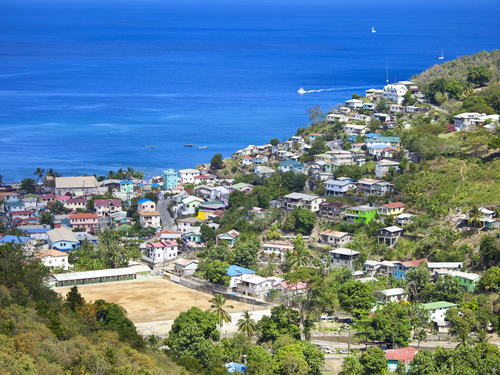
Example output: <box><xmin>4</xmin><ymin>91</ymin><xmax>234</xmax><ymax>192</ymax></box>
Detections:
<box><xmin>298</xmin><ymin>86</ymin><xmax>368</xmax><ymax>94</ymax></box>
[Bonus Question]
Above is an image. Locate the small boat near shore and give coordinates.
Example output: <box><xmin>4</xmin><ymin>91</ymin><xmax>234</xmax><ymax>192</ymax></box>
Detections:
<box><xmin>183</xmin><ymin>144</ymin><xmax>193</xmax><ymax>147</ymax></box>
<box><xmin>145</xmin><ymin>146</ymin><xmax>156</xmax><ymax>149</ymax></box>
<box><xmin>198</xmin><ymin>146</ymin><xmax>207</xmax><ymax>149</ymax></box>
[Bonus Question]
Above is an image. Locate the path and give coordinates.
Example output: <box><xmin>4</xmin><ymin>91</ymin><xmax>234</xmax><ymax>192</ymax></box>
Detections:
<box><xmin>452</xmin><ymin>160</ymin><xmax>467</xmax><ymax>201</ymax></box>
<box><xmin>157</xmin><ymin>198</ymin><xmax>176</xmax><ymax>231</ymax></box>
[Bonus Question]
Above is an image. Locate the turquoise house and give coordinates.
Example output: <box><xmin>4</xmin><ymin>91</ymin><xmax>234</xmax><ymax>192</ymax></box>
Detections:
<box><xmin>163</xmin><ymin>169</ymin><xmax>178</xmax><ymax>190</ymax></box>
<box><xmin>279</xmin><ymin>160</ymin><xmax>305</xmax><ymax>173</ymax></box>
<box><xmin>120</xmin><ymin>180</ymin><xmax>134</xmax><ymax>195</ymax></box>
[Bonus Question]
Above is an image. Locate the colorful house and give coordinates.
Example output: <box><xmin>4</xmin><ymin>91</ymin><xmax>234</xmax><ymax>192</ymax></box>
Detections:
<box><xmin>344</xmin><ymin>205</ymin><xmax>378</xmax><ymax>224</ymax></box>
<box><xmin>120</xmin><ymin>180</ymin><xmax>134</xmax><ymax>195</ymax></box>
<box><xmin>386</xmin><ymin>347</ymin><xmax>419</xmax><ymax>373</ymax></box>
<box><xmin>422</xmin><ymin>301</ymin><xmax>458</xmax><ymax>321</ymax></box>
<box><xmin>138</xmin><ymin>198</ymin><xmax>156</xmax><ymax>213</ymax></box>
<box><xmin>279</xmin><ymin>160</ymin><xmax>305</xmax><ymax>174</ymax></box>
<box><xmin>449</xmin><ymin>271</ymin><xmax>481</xmax><ymax>293</ymax></box>
<box><xmin>228</xmin><ymin>183</ymin><xmax>253</xmax><ymax>194</ymax></box>
<box><xmin>393</xmin><ymin>259</ymin><xmax>427</xmax><ymax>280</ymax></box>
<box><xmin>217</xmin><ymin>229</ymin><xmax>240</xmax><ymax>246</ymax></box>
<box><xmin>69</xmin><ymin>213</ymin><xmax>99</xmax><ymax>233</ymax></box>
<box><xmin>163</xmin><ymin>169</ymin><xmax>178</xmax><ymax>190</ymax></box>
<box><xmin>377</xmin><ymin>202</ymin><xmax>405</xmax><ymax>221</ymax></box>
<box><xmin>47</xmin><ymin>227</ymin><xmax>78</xmax><ymax>251</ymax></box>
<box><xmin>139</xmin><ymin>211</ymin><xmax>161</xmax><ymax>230</ymax></box>
<box><xmin>253</xmin><ymin>155</ymin><xmax>268</xmax><ymax>164</ymax></box>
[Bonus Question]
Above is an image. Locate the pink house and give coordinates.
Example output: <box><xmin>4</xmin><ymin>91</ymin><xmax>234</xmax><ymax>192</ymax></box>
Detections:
<box><xmin>138</xmin><ymin>198</ymin><xmax>156</xmax><ymax>213</ymax></box>
<box><xmin>69</xmin><ymin>213</ymin><xmax>99</xmax><ymax>233</ymax></box>
<box><xmin>94</xmin><ymin>199</ymin><xmax>122</xmax><ymax>216</ymax></box>
<box><xmin>146</xmin><ymin>241</ymin><xmax>180</xmax><ymax>263</ymax></box>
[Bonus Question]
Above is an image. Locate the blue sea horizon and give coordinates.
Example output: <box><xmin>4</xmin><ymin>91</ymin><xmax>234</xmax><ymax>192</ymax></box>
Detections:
<box><xmin>1</xmin><ymin>0</ymin><xmax>499</xmax><ymax>182</ymax></box>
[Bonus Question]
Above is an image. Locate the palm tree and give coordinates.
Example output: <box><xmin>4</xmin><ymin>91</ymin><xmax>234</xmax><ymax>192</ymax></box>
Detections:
<box><xmin>476</xmin><ymin>329</ymin><xmax>490</xmax><ymax>344</ymax></box>
<box><xmin>237</xmin><ymin>311</ymin><xmax>257</xmax><ymax>337</ymax></box>
<box><xmin>33</xmin><ymin>168</ymin><xmax>45</xmax><ymax>183</ymax></box>
<box><xmin>468</xmin><ymin>205</ymin><xmax>483</xmax><ymax>228</ymax></box>
<box><xmin>0</xmin><ymin>174</ymin><xmax>3</xmax><ymax>185</ymax></box>
<box><xmin>210</xmin><ymin>294</ymin><xmax>234</xmax><ymax>330</ymax></box>
<box><xmin>146</xmin><ymin>334</ymin><xmax>162</xmax><ymax>352</ymax></box>
<box><xmin>287</xmin><ymin>235</ymin><xmax>311</xmax><ymax>270</ymax></box>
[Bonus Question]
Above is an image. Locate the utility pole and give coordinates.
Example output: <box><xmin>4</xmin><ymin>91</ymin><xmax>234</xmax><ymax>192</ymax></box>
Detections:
<box><xmin>348</xmin><ymin>326</ymin><xmax>351</xmax><ymax>355</ymax></box>
<box><xmin>386</xmin><ymin>62</ymin><xmax>389</xmax><ymax>84</ymax></box>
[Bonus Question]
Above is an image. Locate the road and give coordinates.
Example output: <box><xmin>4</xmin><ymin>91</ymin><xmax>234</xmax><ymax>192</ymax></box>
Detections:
<box><xmin>157</xmin><ymin>198</ymin><xmax>176</xmax><ymax>231</ymax></box>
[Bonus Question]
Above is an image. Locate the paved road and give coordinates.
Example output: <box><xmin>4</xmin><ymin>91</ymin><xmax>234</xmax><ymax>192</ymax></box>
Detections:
<box><xmin>157</xmin><ymin>198</ymin><xmax>176</xmax><ymax>231</ymax></box>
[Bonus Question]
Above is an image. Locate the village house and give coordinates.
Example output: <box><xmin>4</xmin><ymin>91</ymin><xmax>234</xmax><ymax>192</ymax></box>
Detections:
<box><xmin>382</xmin><ymin>83</ymin><xmax>408</xmax><ymax>104</ymax></box>
<box><xmin>345</xmin><ymin>205</ymin><xmax>378</xmax><ymax>224</ymax></box>
<box><xmin>445</xmin><ymin>271</ymin><xmax>481</xmax><ymax>293</ymax></box>
<box><xmin>262</xmin><ymin>242</ymin><xmax>294</xmax><ymax>261</ymax></box>
<box><xmin>235</xmin><ymin>274</ymin><xmax>282</xmax><ymax>299</ymax></box>
<box><xmin>253</xmin><ymin>155</ymin><xmax>268</xmax><ymax>164</ymax></box>
<box><xmin>193</xmin><ymin>175</ymin><xmax>212</xmax><ymax>185</ymax></box>
<box><xmin>229</xmin><ymin>183</ymin><xmax>254</xmax><ymax>194</ymax></box>
<box><xmin>454</xmin><ymin>112</ymin><xmax>485</xmax><ymax>131</ymax></box>
<box><xmin>319</xmin><ymin>230</ymin><xmax>354</xmax><ymax>247</ymax></box>
<box><xmin>139</xmin><ymin>211</ymin><xmax>161</xmax><ymax>230</ymax></box>
<box><xmin>283</xmin><ymin>193</ymin><xmax>325</xmax><ymax>212</ymax></box>
<box><xmin>178</xmin><ymin>168</ymin><xmax>201</xmax><ymax>183</ymax></box>
<box><xmin>319</xmin><ymin>201</ymin><xmax>352</xmax><ymax>220</ymax></box>
<box><xmin>94</xmin><ymin>199</ymin><xmax>122</xmax><ymax>216</ymax></box>
<box><xmin>377</xmin><ymin>226</ymin><xmax>404</xmax><ymax>247</ymax></box>
<box><xmin>386</xmin><ymin>347</ymin><xmax>419</xmax><ymax>373</ymax></box>
<box><xmin>146</xmin><ymin>241</ymin><xmax>180</xmax><ymax>263</ymax></box>
<box><xmin>119</xmin><ymin>180</ymin><xmax>134</xmax><ymax>195</ymax></box>
<box><xmin>373</xmin><ymin>181</ymin><xmax>394</xmax><ymax>196</ymax></box>
<box><xmin>279</xmin><ymin>160</ymin><xmax>305</xmax><ymax>173</ymax></box>
<box><xmin>427</xmin><ymin>262</ymin><xmax>463</xmax><ymax>276</ymax></box>
<box><xmin>63</xmin><ymin>198</ymin><xmax>87</xmax><ymax>211</ymax></box>
<box><xmin>374</xmin><ymin>288</ymin><xmax>406</xmax><ymax>305</ymax></box>
<box><xmin>242</xmin><ymin>156</ymin><xmax>253</xmax><ymax>166</ymax></box>
<box><xmin>345</xmin><ymin>98</ymin><xmax>364</xmax><ymax>110</ymax></box>
<box><xmin>217</xmin><ymin>229</ymin><xmax>240</xmax><ymax>246</ymax></box>
<box><xmin>330</xmin><ymin>248</ymin><xmax>360</xmax><ymax>271</ymax></box>
<box><xmin>173</xmin><ymin>258</ymin><xmax>199</xmax><ymax>276</ymax></box>
<box><xmin>375</xmin><ymin>159</ymin><xmax>401</xmax><ymax>178</ymax></box>
<box><xmin>357</xmin><ymin>178</ymin><xmax>380</xmax><ymax>195</ymax></box>
<box><xmin>55</xmin><ymin>176</ymin><xmax>98</xmax><ymax>195</ymax></box>
<box><xmin>272</xmin><ymin>281</ymin><xmax>309</xmax><ymax>299</ymax></box>
<box><xmin>344</xmin><ymin>124</ymin><xmax>367</xmax><ymax>135</ymax></box>
<box><xmin>422</xmin><ymin>301</ymin><xmax>458</xmax><ymax>321</ymax></box>
<box><xmin>327</xmin><ymin>113</ymin><xmax>349</xmax><ymax>123</ymax></box>
<box><xmin>395</xmin><ymin>213</ymin><xmax>416</xmax><ymax>226</ymax></box>
<box><xmin>47</xmin><ymin>227</ymin><xmax>78</xmax><ymax>251</ymax></box>
<box><xmin>162</xmin><ymin>169</ymin><xmax>178</xmax><ymax>190</ymax></box>
<box><xmin>377</xmin><ymin>202</ymin><xmax>406</xmax><ymax>221</ymax></box>
<box><xmin>393</xmin><ymin>259</ymin><xmax>427</xmax><ymax>280</ymax></box>
<box><xmin>69</xmin><ymin>213</ymin><xmax>99</xmax><ymax>233</ymax></box>
<box><xmin>138</xmin><ymin>198</ymin><xmax>156</xmax><ymax>213</ymax></box>
<box><xmin>226</xmin><ymin>265</ymin><xmax>257</xmax><ymax>291</ymax></box>
<box><xmin>324</xmin><ymin>179</ymin><xmax>357</xmax><ymax>197</ymax></box>
<box><xmin>34</xmin><ymin>249</ymin><xmax>72</xmax><ymax>271</ymax></box>
<box><xmin>255</xmin><ymin>166</ymin><xmax>275</xmax><ymax>178</ymax></box>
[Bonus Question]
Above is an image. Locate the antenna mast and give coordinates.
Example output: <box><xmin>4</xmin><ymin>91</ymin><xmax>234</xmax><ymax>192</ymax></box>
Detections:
<box><xmin>386</xmin><ymin>62</ymin><xmax>389</xmax><ymax>84</ymax></box>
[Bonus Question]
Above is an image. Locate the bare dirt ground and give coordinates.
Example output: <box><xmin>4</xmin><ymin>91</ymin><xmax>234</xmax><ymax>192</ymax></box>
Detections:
<box><xmin>56</xmin><ymin>278</ymin><xmax>262</xmax><ymax>324</ymax></box>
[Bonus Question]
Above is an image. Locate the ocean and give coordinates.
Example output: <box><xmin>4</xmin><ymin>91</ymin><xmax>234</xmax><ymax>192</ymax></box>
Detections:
<box><xmin>1</xmin><ymin>0</ymin><xmax>499</xmax><ymax>182</ymax></box>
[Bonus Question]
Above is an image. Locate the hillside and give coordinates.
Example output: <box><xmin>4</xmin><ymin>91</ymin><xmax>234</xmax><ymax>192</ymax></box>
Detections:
<box><xmin>412</xmin><ymin>49</ymin><xmax>500</xmax><ymax>86</ymax></box>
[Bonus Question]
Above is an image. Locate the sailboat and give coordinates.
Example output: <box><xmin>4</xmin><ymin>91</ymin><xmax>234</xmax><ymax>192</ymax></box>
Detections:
<box><xmin>372</xmin><ymin>26</ymin><xmax>376</xmax><ymax>33</ymax></box>
<box><xmin>438</xmin><ymin>49</ymin><xmax>444</xmax><ymax>60</ymax></box>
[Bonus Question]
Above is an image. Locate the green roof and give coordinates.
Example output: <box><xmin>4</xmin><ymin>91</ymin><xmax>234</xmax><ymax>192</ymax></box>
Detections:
<box><xmin>367</xmin><ymin>136</ymin><xmax>400</xmax><ymax>143</ymax></box>
<box><xmin>202</xmin><ymin>200</ymin><xmax>224</xmax><ymax>205</ymax></box>
<box><xmin>422</xmin><ymin>301</ymin><xmax>457</xmax><ymax>310</ymax></box>
<box><xmin>24</xmin><ymin>194</ymin><xmax>38</xmax><ymax>198</ymax></box>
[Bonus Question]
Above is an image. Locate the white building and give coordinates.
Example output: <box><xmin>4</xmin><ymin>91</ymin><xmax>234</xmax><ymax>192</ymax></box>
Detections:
<box><xmin>146</xmin><ymin>241</ymin><xmax>180</xmax><ymax>263</ymax></box>
<box><xmin>327</xmin><ymin>113</ymin><xmax>349</xmax><ymax>123</ymax></box>
<box><xmin>324</xmin><ymin>180</ymin><xmax>357</xmax><ymax>197</ymax></box>
<box><xmin>178</xmin><ymin>169</ymin><xmax>201</xmax><ymax>183</ymax></box>
<box><xmin>382</xmin><ymin>83</ymin><xmax>408</xmax><ymax>105</ymax></box>
<box><xmin>139</xmin><ymin>211</ymin><xmax>161</xmax><ymax>230</ymax></box>
<box><xmin>34</xmin><ymin>249</ymin><xmax>73</xmax><ymax>271</ymax></box>
<box><xmin>374</xmin><ymin>288</ymin><xmax>406</xmax><ymax>304</ymax></box>
<box><xmin>375</xmin><ymin>159</ymin><xmax>401</xmax><ymax>178</ymax></box>
<box><xmin>345</xmin><ymin>99</ymin><xmax>364</xmax><ymax>110</ymax></box>
<box><xmin>262</xmin><ymin>242</ymin><xmax>294</xmax><ymax>261</ymax></box>
<box><xmin>454</xmin><ymin>113</ymin><xmax>499</xmax><ymax>132</ymax></box>
<box><xmin>344</xmin><ymin>124</ymin><xmax>367</xmax><ymax>135</ymax></box>
<box><xmin>235</xmin><ymin>274</ymin><xmax>283</xmax><ymax>299</ymax></box>
<box><xmin>422</xmin><ymin>301</ymin><xmax>458</xmax><ymax>321</ymax></box>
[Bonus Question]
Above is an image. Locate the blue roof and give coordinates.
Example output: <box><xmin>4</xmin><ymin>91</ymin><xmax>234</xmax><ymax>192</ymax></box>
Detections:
<box><xmin>152</xmin><ymin>183</ymin><xmax>161</xmax><ymax>187</ymax></box>
<box><xmin>225</xmin><ymin>362</ymin><xmax>247</xmax><ymax>374</ymax></box>
<box><xmin>227</xmin><ymin>265</ymin><xmax>256</xmax><ymax>276</ymax></box>
<box><xmin>23</xmin><ymin>228</ymin><xmax>51</xmax><ymax>234</ymax></box>
<box><xmin>0</xmin><ymin>235</ymin><xmax>31</xmax><ymax>244</ymax></box>
<box><xmin>368</xmin><ymin>144</ymin><xmax>391</xmax><ymax>149</ymax></box>
<box><xmin>120</xmin><ymin>179</ymin><xmax>133</xmax><ymax>184</ymax></box>
<box><xmin>137</xmin><ymin>199</ymin><xmax>153</xmax><ymax>204</ymax></box>
<box><xmin>365</xmin><ymin>133</ymin><xmax>381</xmax><ymax>138</ymax></box>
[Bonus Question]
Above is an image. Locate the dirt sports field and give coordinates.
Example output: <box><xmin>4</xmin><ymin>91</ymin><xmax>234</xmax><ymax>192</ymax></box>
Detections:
<box><xmin>56</xmin><ymin>278</ymin><xmax>263</xmax><ymax>324</ymax></box>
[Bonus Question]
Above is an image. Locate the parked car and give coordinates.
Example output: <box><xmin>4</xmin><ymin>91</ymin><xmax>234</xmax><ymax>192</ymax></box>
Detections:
<box><xmin>339</xmin><ymin>349</ymin><xmax>348</xmax><ymax>354</ymax></box>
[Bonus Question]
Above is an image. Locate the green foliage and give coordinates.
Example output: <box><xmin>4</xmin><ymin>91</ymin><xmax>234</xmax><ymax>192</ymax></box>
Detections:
<box><xmin>64</xmin><ymin>286</ymin><xmax>84</xmax><ymax>312</ymax></box>
<box><xmin>468</xmin><ymin>65</ymin><xmax>493</xmax><ymax>86</ymax></box>
<box><xmin>367</xmin><ymin>303</ymin><xmax>412</xmax><ymax>347</ymax></box>
<box><xmin>199</xmin><ymin>259</ymin><xmax>231</xmax><ymax>286</ymax></box>
<box><xmin>209</xmin><ymin>294</ymin><xmax>234</xmax><ymax>329</ymax></box>
<box><xmin>246</xmin><ymin>346</ymin><xmax>273</xmax><ymax>375</ymax></box>
<box><xmin>257</xmin><ymin>305</ymin><xmax>309</xmax><ymax>343</ymax></box>
<box><xmin>143</xmin><ymin>191</ymin><xmax>158</xmax><ymax>204</ymax></box>
<box><xmin>480</xmin><ymin>235</ymin><xmax>500</xmax><ymax>265</ymax></box>
<box><xmin>211</xmin><ymin>153</ymin><xmax>224</xmax><ymax>169</ymax></box>
<box><xmin>228</xmin><ymin>190</ymin><xmax>247</xmax><ymax>208</ymax></box>
<box><xmin>270</xmin><ymin>138</ymin><xmax>280</xmax><ymax>146</ymax></box>
<box><xmin>39</xmin><ymin>211</ymin><xmax>53</xmax><ymax>227</ymax></box>
<box><xmin>478</xmin><ymin>266</ymin><xmax>500</xmax><ymax>292</ymax></box>
<box><xmin>306</xmin><ymin>105</ymin><xmax>325</xmax><ymax>126</ymax></box>
<box><xmin>272</xmin><ymin>343</ymin><xmax>309</xmax><ymax>375</ymax></box>
<box><xmin>338</xmin><ymin>280</ymin><xmax>375</xmax><ymax>317</ymax></box>
<box><xmin>420</xmin><ymin>274</ymin><xmax>464</xmax><ymax>304</ymax></box>
<box><xmin>307</xmin><ymin>138</ymin><xmax>327</xmax><ymax>156</ymax></box>
<box><xmin>20</xmin><ymin>178</ymin><xmax>36</xmax><ymax>194</ymax></box>
<box><xmin>292</xmin><ymin>208</ymin><xmax>317</xmax><ymax>235</ymax></box>
<box><xmin>200</xmin><ymin>224</ymin><xmax>217</xmax><ymax>242</ymax></box>
<box><xmin>233</xmin><ymin>236</ymin><xmax>260</xmax><ymax>269</ymax></box>
<box><xmin>359</xmin><ymin>347</ymin><xmax>387</xmax><ymax>375</ymax></box>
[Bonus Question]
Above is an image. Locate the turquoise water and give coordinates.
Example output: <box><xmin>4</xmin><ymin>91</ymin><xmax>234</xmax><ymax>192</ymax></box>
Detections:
<box><xmin>1</xmin><ymin>0</ymin><xmax>499</xmax><ymax>182</ymax></box>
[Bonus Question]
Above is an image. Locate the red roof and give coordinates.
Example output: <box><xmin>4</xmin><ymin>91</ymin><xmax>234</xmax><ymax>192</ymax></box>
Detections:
<box><xmin>383</xmin><ymin>202</ymin><xmax>405</xmax><ymax>209</ymax></box>
<box><xmin>94</xmin><ymin>199</ymin><xmax>121</xmax><ymax>206</ymax></box>
<box><xmin>398</xmin><ymin>259</ymin><xmax>427</xmax><ymax>268</ymax></box>
<box><xmin>273</xmin><ymin>281</ymin><xmax>308</xmax><ymax>290</ymax></box>
<box><xmin>157</xmin><ymin>230</ymin><xmax>178</xmax><ymax>236</ymax></box>
<box><xmin>12</xmin><ymin>211</ymin><xmax>33</xmax><ymax>215</ymax></box>
<box><xmin>147</xmin><ymin>241</ymin><xmax>177</xmax><ymax>248</ymax></box>
<box><xmin>69</xmin><ymin>213</ymin><xmax>99</xmax><ymax>219</ymax></box>
<box><xmin>194</xmin><ymin>175</ymin><xmax>210</xmax><ymax>179</ymax></box>
<box><xmin>386</xmin><ymin>347</ymin><xmax>419</xmax><ymax>364</ymax></box>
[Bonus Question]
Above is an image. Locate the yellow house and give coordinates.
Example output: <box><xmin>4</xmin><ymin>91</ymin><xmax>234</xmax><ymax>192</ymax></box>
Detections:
<box><xmin>378</xmin><ymin>202</ymin><xmax>405</xmax><ymax>221</ymax></box>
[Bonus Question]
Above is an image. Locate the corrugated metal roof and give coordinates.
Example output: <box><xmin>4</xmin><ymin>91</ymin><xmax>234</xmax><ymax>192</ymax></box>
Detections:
<box><xmin>52</xmin><ymin>267</ymin><xmax>136</xmax><ymax>281</ymax></box>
